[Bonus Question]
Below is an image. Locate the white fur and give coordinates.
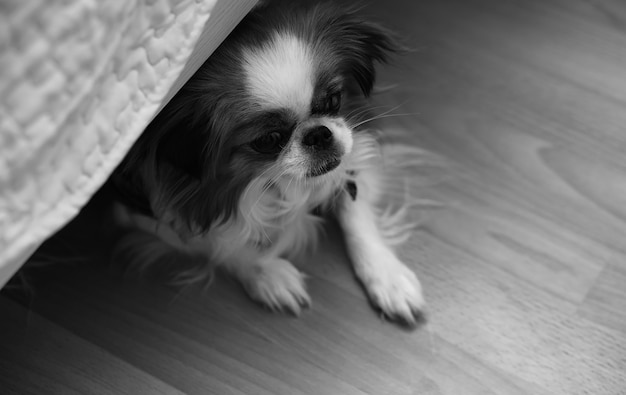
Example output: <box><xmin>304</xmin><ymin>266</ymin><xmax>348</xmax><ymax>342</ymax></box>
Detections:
<box><xmin>243</xmin><ymin>33</ymin><xmax>315</xmax><ymax>116</ymax></box>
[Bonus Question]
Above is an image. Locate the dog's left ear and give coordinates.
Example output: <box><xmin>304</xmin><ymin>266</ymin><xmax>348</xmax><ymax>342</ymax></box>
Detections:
<box><xmin>332</xmin><ymin>12</ymin><xmax>406</xmax><ymax>96</ymax></box>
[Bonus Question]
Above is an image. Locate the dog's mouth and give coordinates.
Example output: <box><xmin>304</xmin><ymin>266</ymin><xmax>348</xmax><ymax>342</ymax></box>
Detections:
<box><xmin>307</xmin><ymin>159</ymin><xmax>341</xmax><ymax>177</ymax></box>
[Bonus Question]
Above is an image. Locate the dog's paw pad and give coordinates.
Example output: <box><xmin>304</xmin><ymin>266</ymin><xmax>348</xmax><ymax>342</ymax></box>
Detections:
<box><xmin>244</xmin><ymin>259</ymin><xmax>311</xmax><ymax>315</ymax></box>
<box><xmin>364</xmin><ymin>262</ymin><xmax>426</xmax><ymax>328</ymax></box>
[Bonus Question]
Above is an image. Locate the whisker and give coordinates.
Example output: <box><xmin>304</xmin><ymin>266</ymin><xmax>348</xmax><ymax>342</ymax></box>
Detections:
<box><xmin>345</xmin><ymin>103</ymin><xmax>391</xmax><ymax>120</ymax></box>
<box><xmin>351</xmin><ymin>111</ymin><xmax>420</xmax><ymax>129</ymax></box>
<box><xmin>348</xmin><ymin>102</ymin><xmax>407</xmax><ymax>128</ymax></box>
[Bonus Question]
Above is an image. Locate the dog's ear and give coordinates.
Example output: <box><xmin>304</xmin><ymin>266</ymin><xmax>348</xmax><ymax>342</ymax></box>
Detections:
<box><xmin>330</xmin><ymin>11</ymin><xmax>406</xmax><ymax>96</ymax></box>
<box><xmin>150</xmin><ymin>90</ymin><xmax>232</xmax><ymax>182</ymax></box>
<box><xmin>155</xmin><ymin>110</ymin><xmax>207</xmax><ymax>180</ymax></box>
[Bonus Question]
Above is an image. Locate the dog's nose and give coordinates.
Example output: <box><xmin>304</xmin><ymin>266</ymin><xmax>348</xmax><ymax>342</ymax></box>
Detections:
<box><xmin>302</xmin><ymin>126</ymin><xmax>333</xmax><ymax>149</ymax></box>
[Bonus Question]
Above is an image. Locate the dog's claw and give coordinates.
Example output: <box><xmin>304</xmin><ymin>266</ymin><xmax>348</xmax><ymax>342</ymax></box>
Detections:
<box><xmin>379</xmin><ymin>307</ymin><xmax>427</xmax><ymax>330</ymax></box>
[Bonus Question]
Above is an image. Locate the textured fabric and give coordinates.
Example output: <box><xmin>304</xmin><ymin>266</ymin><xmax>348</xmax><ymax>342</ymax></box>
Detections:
<box><xmin>0</xmin><ymin>0</ymin><xmax>217</xmax><ymax>287</ymax></box>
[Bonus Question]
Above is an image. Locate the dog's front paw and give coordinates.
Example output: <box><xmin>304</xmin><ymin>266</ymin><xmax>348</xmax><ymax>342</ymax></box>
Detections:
<box><xmin>243</xmin><ymin>258</ymin><xmax>311</xmax><ymax>315</ymax></box>
<box><xmin>359</xmin><ymin>255</ymin><xmax>426</xmax><ymax>328</ymax></box>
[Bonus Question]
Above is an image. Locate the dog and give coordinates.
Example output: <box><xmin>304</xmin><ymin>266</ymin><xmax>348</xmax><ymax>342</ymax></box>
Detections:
<box><xmin>112</xmin><ymin>0</ymin><xmax>426</xmax><ymax>326</ymax></box>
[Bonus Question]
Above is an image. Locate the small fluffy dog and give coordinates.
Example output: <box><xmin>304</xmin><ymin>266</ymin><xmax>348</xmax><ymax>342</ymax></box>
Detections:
<box><xmin>112</xmin><ymin>1</ymin><xmax>425</xmax><ymax>326</ymax></box>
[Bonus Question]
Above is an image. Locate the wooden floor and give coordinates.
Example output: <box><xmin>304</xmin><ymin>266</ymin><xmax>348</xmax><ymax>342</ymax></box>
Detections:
<box><xmin>3</xmin><ymin>0</ymin><xmax>626</xmax><ymax>394</ymax></box>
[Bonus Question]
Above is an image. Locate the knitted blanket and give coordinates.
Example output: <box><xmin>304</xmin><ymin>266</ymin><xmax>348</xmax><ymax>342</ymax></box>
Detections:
<box><xmin>0</xmin><ymin>0</ymin><xmax>254</xmax><ymax>287</ymax></box>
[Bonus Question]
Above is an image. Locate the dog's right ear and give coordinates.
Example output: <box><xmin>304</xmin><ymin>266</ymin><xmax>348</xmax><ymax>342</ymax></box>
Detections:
<box><xmin>153</xmin><ymin>105</ymin><xmax>208</xmax><ymax>180</ymax></box>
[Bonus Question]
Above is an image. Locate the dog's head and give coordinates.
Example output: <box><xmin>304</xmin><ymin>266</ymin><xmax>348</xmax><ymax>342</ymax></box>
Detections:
<box><xmin>118</xmin><ymin>1</ymin><xmax>402</xmax><ymax>230</ymax></box>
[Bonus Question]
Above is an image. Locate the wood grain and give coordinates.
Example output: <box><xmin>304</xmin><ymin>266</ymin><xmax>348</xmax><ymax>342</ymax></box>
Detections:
<box><xmin>2</xmin><ymin>0</ymin><xmax>626</xmax><ymax>394</ymax></box>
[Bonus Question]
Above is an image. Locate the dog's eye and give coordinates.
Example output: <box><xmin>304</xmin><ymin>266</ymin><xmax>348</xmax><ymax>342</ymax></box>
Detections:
<box><xmin>251</xmin><ymin>131</ymin><xmax>285</xmax><ymax>154</ymax></box>
<box><xmin>327</xmin><ymin>92</ymin><xmax>341</xmax><ymax>113</ymax></box>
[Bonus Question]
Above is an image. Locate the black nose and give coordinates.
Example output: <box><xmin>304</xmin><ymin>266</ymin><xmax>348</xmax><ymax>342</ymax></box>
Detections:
<box><xmin>302</xmin><ymin>126</ymin><xmax>333</xmax><ymax>149</ymax></box>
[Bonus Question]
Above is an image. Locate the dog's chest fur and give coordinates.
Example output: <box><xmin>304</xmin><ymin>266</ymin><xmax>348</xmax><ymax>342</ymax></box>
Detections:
<box><xmin>236</xmin><ymin>175</ymin><xmax>345</xmax><ymax>259</ymax></box>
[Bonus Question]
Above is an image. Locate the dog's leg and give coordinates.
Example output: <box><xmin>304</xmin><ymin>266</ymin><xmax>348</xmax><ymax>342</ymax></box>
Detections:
<box><xmin>336</xmin><ymin>176</ymin><xmax>426</xmax><ymax>326</ymax></box>
<box><xmin>224</xmin><ymin>250</ymin><xmax>311</xmax><ymax>315</ymax></box>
